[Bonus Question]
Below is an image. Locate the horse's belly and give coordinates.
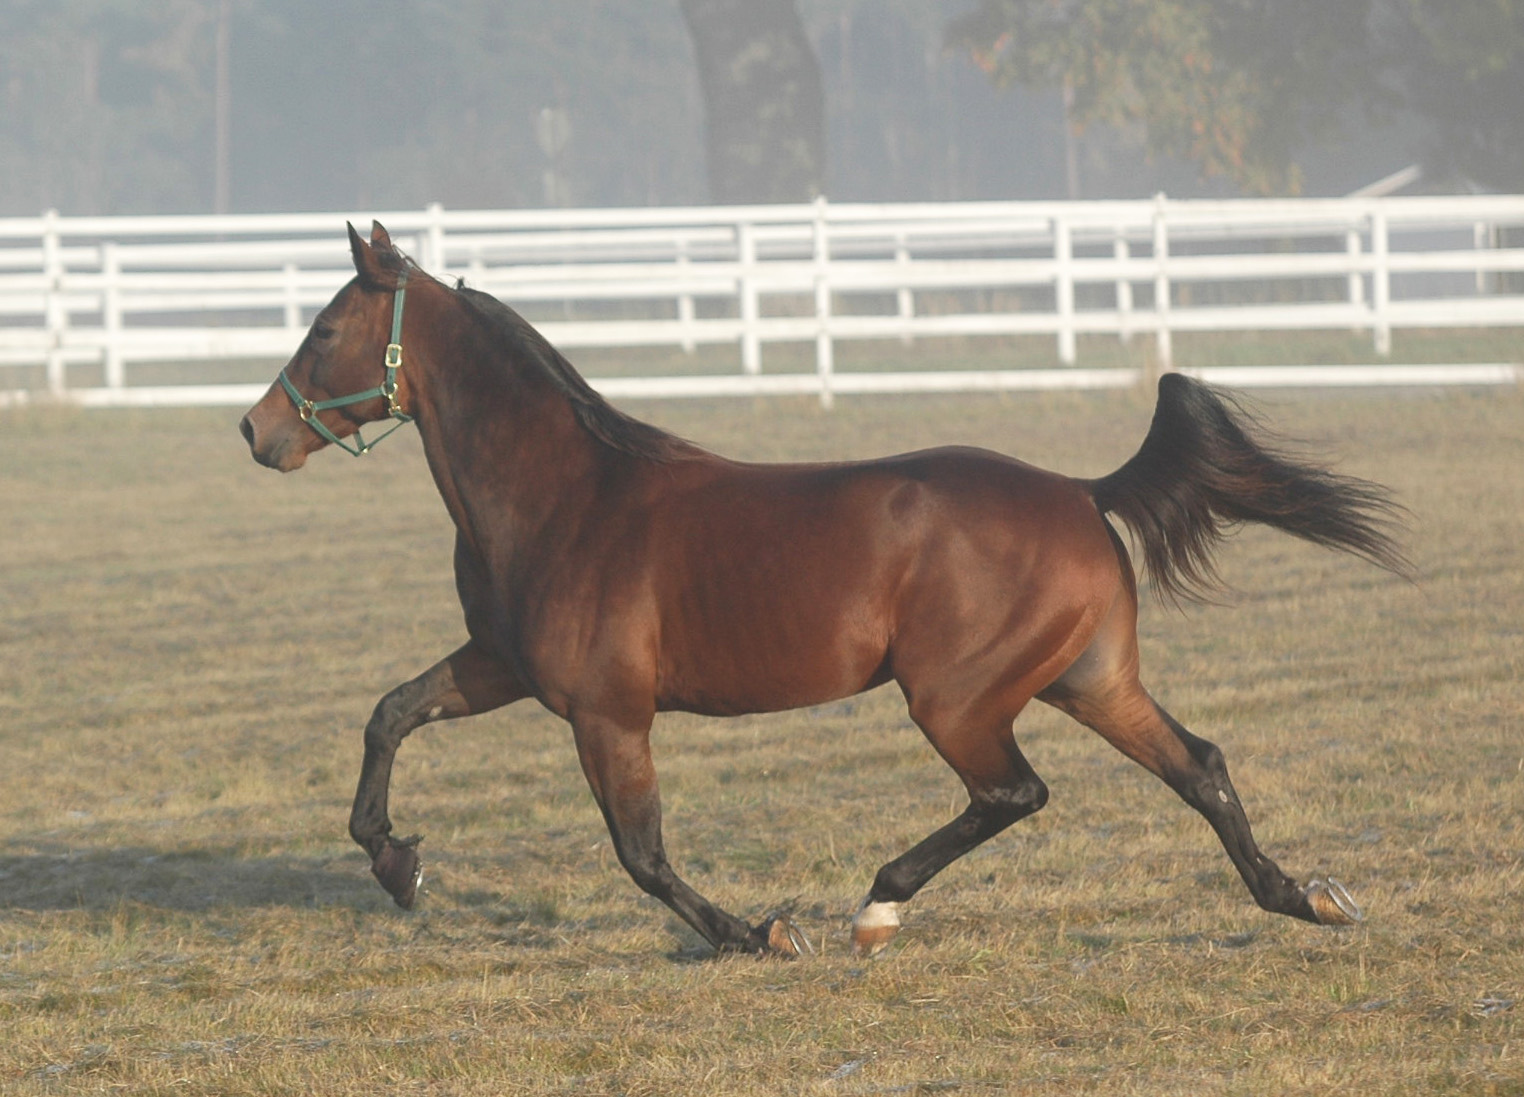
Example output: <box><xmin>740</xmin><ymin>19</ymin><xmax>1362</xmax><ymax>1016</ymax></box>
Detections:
<box><xmin>654</xmin><ymin>585</ymin><xmax>891</xmax><ymax>716</ymax></box>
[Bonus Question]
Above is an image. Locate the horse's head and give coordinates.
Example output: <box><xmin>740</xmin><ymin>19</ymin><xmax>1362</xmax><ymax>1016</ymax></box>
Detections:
<box><xmin>239</xmin><ymin>221</ymin><xmax>416</xmax><ymax>471</ymax></box>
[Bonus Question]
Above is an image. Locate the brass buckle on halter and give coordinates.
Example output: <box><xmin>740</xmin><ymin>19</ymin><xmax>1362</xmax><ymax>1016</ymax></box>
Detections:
<box><xmin>297</xmin><ymin>399</ymin><xmax>315</xmax><ymax>422</ymax></box>
<box><xmin>385</xmin><ymin>343</ymin><xmax>403</xmax><ymax>369</ymax></box>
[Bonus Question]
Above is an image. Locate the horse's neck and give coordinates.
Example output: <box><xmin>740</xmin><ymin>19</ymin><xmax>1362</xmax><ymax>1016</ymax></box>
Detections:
<box><xmin>410</xmin><ymin>310</ymin><xmax>610</xmax><ymax>556</ymax></box>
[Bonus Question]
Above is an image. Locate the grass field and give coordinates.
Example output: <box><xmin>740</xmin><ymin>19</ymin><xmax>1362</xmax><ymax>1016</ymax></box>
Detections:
<box><xmin>1</xmin><ymin>373</ymin><xmax>1521</xmax><ymax>1095</ymax></box>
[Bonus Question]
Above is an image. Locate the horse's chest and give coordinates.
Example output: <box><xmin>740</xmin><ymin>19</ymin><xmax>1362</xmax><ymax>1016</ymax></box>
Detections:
<box><xmin>461</xmin><ymin>552</ymin><xmax>648</xmax><ymax>696</ymax></box>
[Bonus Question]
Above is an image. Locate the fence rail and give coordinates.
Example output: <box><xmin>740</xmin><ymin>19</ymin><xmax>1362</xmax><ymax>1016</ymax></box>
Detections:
<box><xmin>1</xmin><ymin>195</ymin><xmax>1521</xmax><ymax>409</ymax></box>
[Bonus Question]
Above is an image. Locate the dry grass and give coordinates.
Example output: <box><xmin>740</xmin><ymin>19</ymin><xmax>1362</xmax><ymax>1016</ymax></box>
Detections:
<box><xmin>1</xmin><ymin>376</ymin><xmax>1521</xmax><ymax>1095</ymax></box>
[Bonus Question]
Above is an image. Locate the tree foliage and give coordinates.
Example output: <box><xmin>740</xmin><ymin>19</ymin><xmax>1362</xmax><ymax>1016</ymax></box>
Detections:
<box><xmin>946</xmin><ymin>0</ymin><xmax>1380</xmax><ymax>195</ymax></box>
<box><xmin>1391</xmin><ymin>0</ymin><xmax>1524</xmax><ymax>191</ymax></box>
<box><xmin>2</xmin><ymin>0</ymin><xmax>1522</xmax><ymax>215</ymax></box>
<box><xmin>0</xmin><ymin>0</ymin><xmax>706</xmax><ymax>215</ymax></box>
<box><xmin>681</xmin><ymin>0</ymin><xmax>825</xmax><ymax>202</ymax></box>
<box><xmin>0</xmin><ymin>1</ymin><xmax>221</xmax><ymax>213</ymax></box>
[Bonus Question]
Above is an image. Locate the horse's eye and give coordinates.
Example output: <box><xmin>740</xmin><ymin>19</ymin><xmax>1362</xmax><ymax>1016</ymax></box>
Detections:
<box><xmin>312</xmin><ymin>320</ymin><xmax>334</xmax><ymax>341</ymax></box>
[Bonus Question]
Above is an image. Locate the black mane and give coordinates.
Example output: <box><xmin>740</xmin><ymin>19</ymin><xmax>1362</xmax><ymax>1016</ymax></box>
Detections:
<box><xmin>450</xmin><ymin>283</ymin><xmax>693</xmax><ymax>463</ymax></box>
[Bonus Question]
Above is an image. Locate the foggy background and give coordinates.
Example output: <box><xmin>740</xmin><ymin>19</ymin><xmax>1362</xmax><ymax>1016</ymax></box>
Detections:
<box><xmin>1</xmin><ymin>0</ymin><xmax>1519</xmax><ymax>218</ymax></box>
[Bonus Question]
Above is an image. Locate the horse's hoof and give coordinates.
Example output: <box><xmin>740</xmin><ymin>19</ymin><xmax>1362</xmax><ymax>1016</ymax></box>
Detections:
<box><xmin>758</xmin><ymin>913</ymin><xmax>814</xmax><ymax>958</ymax></box>
<box><xmin>1305</xmin><ymin>878</ymin><xmax>1363</xmax><ymax>925</ymax></box>
<box><xmin>372</xmin><ymin>835</ymin><xmax>423</xmax><ymax>909</ymax></box>
<box><xmin>851</xmin><ymin>899</ymin><xmax>900</xmax><ymax>958</ymax></box>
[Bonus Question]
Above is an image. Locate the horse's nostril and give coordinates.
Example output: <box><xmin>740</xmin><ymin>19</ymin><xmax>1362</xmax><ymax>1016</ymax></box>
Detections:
<box><xmin>239</xmin><ymin>414</ymin><xmax>255</xmax><ymax>447</ymax></box>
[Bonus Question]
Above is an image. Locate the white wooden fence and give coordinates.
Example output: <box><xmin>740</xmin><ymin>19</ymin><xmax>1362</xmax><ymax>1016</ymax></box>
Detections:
<box><xmin>1</xmin><ymin>195</ymin><xmax>1521</xmax><ymax>410</ymax></box>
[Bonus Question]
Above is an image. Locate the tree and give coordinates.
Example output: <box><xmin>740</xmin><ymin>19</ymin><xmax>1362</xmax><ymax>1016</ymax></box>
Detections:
<box><xmin>946</xmin><ymin>0</ymin><xmax>1380</xmax><ymax>195</ymax></box>
<box><xmin>680</xmin><ymin>0</ymin><xmax>826</xmax><ymax>202</ymax></box>
<box><xmin>0</xmin><ymin>1</ymin><xmax>708</xmax><ymax>215</ymax></box>
<box><xmin>0</xmin><ymin>1</ymin><xmax>220</xmax><ymax>214</ymax></box>
<box><xmin>1392</xmin><ymin>0</ymin><xmax>1524</xmax><ymax>191</ymax></box>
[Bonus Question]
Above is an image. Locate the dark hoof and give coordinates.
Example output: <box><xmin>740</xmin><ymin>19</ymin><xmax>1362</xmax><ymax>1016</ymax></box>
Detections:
<box><xmin>372</xmin><ymin>835</ymin><xmax>423</xmax><ymax>909</ymax></box>
<box><xmin>755</xmin><ymin>913</ymin><xmax>814</xmax><ymax>958</ymax></box>
<box><xmin>1304</xmin><ymin>878</ymin><xmax>1363</xmax><ymax>926</ymax></box>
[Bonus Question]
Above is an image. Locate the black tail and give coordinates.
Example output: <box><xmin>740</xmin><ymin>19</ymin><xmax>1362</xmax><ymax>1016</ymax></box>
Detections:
<box><xmin>1091</xmin><ymin>373</ymin><xmax>1412</xmax><ymax>604</ymax></box>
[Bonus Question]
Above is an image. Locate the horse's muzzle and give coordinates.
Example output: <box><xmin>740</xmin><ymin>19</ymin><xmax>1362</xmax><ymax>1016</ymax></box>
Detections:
<box><xmin>239</xmin><ymin>407</ymin><xmax>309</xmax><ymax>472</ymax></box>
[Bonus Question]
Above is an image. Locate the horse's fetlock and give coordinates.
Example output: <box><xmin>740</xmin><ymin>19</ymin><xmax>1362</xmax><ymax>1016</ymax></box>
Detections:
<box><xmin>870</xmin><ymin>866</ymin><xmax>918</xmax><ymax>905</ymax></box>
<box><xmin>349</xmin><ymin>817</ymin><xmax>390</xmax><ymax>857</ymax></box>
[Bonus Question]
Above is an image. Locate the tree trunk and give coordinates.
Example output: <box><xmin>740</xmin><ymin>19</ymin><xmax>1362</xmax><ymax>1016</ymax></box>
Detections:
<box><xmin>680</xmin><ymin>0</ymin><xmax>825</xmax><ymax>203</ymax></box>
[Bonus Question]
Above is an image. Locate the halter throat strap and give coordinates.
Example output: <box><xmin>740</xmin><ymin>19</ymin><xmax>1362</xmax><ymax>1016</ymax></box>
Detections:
<box><xmin>279</xmin><ymin>268</ymin><xmax>413</xmax><ymax>457</ymax></box>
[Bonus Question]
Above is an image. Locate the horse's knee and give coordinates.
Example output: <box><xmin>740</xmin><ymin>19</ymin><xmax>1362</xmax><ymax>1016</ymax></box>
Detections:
<box><xmin>1022</xmin><ymin>776</ymin><xmax>1050</xmax><ymax>817</ymax></box>
<box><xmin>364</xmin><ymin>686</ymin><xmax>421</xmax><ymax>749</ymax></box>
<box><xmin>978</xmin><ymin>773</ymin><xmax>1049</xmax><ymax>829</ymax></box>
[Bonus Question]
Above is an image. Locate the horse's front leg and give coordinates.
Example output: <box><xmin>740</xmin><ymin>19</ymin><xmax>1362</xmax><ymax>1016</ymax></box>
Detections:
<box><xmin>349</xmin><ymin>639</ymin><xmax>525</xmax><ymax>907</ymax></box>
<box><xmin>571</xmin><ymin>710</ymin><xmax>806</xmax><ymax>956</ymax></box>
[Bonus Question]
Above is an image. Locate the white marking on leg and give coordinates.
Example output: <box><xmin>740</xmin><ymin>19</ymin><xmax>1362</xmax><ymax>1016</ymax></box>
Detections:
<box><xmin>854</xmin><ymin>900</ymin><xmax>900</xmax><ymax>930</ymax></box>
<box><xmin>851</xmin><ymin>899</ymin><xmax>901</xmax><ymax>957</ymax></box>
<box><xmin>428</xmin><ymin>706</ymin><xmax>443</xmax><ymax>720</ymax></box>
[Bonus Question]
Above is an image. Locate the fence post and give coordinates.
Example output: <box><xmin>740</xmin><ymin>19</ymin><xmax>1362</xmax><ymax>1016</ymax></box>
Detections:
<box><xmin>1346</xmin><ymin>226</ymin><xmax>1365</xmax><ymax>315</ymax></box>
<box><xmin>737</xmin><ymin>220</ymin><xmax>760</xmax><ymax>374</ymax></box>
<box><xmin>1053</xmin><ymin>215</ymin><xmax>1076</xmax><ymax>365</ymax></box>
<box><xmin>43</xmin><ymin>209</ymin><xmax>66</xmax><ymax>396</ymax></box>
<box><xmin>1152</xmin><ymin>194</ymin><xmax>1173</xmax><ymax>372</ymax></box>
<box><xmin>813</xmin><ymin>195</ymin><xmax>834</xmax><ymax>408</ymax></box>
<box><xmin>1114</xmin><ymin>230</ymin><xmax>1133</xmax><ymax>344</ymax></box>
<box><xmin>1474</xmin><ymin>220</ymin><xmax>1493</xmax><ymax>294</ymax></box>
<box><xmin>676</xmin><ymin>237</ymin><xmax>696</xmax><ymax>354</ymax></box>
<box><xmin>895</xmin><ymin>231</ymin><xmax>914</xmax><ymax>345</ymax></box>
<box><xmin>102</xmin><ymin>242</ymin><xmax>124</xmax><ymax>391</ymax></box>
<box><xmin>424</xmin><ymin>202</ymin><xmax>446</xmax><ymax>273</ymax></box>
<box><xmin>1371</xmin><ymin>208</ymin><xmax>1391</xmax><ymax>356</ymax></box>
<box><xmin>282</xmin><ymin>262</ymin><xmax>302</xmax><ymax>330</ymax></box>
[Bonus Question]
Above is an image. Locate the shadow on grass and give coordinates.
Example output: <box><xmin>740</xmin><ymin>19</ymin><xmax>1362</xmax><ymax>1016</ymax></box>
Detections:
<box><xmin>0</xmin><ymin>844</ymin><xmax>380</xmax><ymax>912</ymax></box>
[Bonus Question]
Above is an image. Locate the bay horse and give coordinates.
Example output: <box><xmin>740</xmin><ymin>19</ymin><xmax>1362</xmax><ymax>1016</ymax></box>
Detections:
<box><xmin>239</xmin><ymin>222</ymin><xmax>1409</xmax><ymax>957</ymax></box>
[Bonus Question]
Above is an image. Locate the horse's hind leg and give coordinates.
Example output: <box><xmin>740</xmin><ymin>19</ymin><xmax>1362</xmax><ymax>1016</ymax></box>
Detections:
<box><xmin>851</xmin><ymin>695</ymin><xmax>1049</xmax><ymax>956</ymax></box>
<box><xmin>1039</xmin><ymin>621</ymin><xmax>1361</xmax><ymax>927</ymax></box>
<box><xmin>349</xmin><ymin>639</ymin><xmax>525</xmax><ymax>908</ymax></box>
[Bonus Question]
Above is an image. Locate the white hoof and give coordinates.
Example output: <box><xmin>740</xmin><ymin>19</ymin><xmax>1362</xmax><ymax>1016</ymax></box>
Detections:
<box><xmin>851</xmin><ymin>900</ymin><xmax>901</xmax><ymax>957</ymax></box>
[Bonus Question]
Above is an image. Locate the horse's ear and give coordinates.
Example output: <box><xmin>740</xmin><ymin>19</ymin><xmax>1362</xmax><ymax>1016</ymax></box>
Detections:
<box><xmin>347</xmin><ymin>221</ymin><xmax>367</xmax><ymax>263</ymax></box>
<box><xmin>370</xmin><ymin>221</ymin><xmax>393</xmax><ymax>250</ymax></box>
<box><xmin>347</xmin><ymin>220</ymin><xmax>391</xmax><ymax>288</ymax></box>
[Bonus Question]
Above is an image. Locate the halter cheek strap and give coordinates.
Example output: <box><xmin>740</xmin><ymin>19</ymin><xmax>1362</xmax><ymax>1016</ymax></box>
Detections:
<box><xmin>279</xmin><ymin>269</ymin><xmax>413</xmax><ymax>457</ymax></box>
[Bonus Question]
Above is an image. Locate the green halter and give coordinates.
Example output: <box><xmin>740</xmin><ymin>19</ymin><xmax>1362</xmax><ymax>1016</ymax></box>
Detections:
<box><xmin>279</xmin><ymin>269</ymin><xmax>413</xmax><ymax>457</ymax></box>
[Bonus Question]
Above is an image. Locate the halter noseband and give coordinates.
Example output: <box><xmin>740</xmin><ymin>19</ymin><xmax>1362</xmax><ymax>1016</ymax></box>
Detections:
<box><xmin>279</xmin><ymin>269</ymin><xmax>413</xmax><ymax>457</ymax></box>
